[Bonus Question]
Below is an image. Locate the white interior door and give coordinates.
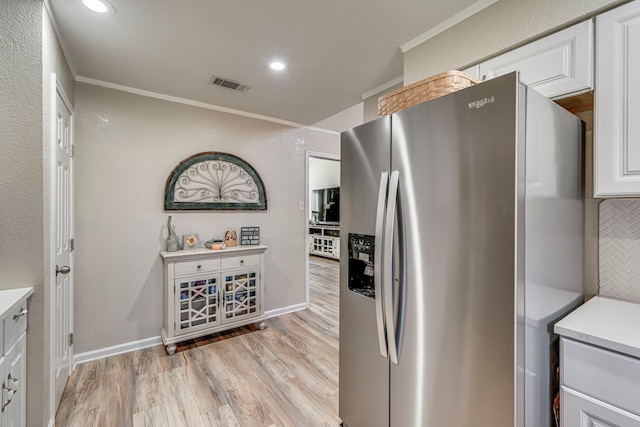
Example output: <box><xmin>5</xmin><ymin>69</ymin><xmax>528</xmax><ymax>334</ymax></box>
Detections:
<box><xmin>53</xmin><ymin>81</ymin><xmax>74</xmax><ymax>409</ymax></box>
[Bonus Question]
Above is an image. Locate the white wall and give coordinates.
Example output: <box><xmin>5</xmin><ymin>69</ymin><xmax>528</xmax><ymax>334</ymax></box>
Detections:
<box><xmin>403</xmin><ymin>0</ymin><xmax>628</xmax><ymax>85</ymax></box>
<box><xmin>309</xmin><ymin>158</ymin><xmax>340</xmax><ymax>190</ymax></box>
<box><xmin>0</xmin><ymin>0</ymin><xmax>43</xmax><ymax>296</ymax></box>
<box><xmin>0</xmin><ymin>2</ymin><xmax>45</xmax><ymax>426</ymax></box>
<box><xmin>312</xmin><ymin>102</ymin><xmax>364</xmax><ymax>133</ymax></box>
<box><xmin>73</xmin><ymin>83</ymin><xmax>339</xmax><ymax>353</ymax></box>
<box><xmin>363</xmin><ymin>82</ymin><xmax>403</xmax><ymax>123</ymax></box>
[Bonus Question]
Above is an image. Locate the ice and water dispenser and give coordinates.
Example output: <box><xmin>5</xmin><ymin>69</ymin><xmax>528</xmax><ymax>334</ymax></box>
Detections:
<box><xmin>347</xmin><ymin>233</ymin><xmax>376</xmax><ymax>299</ymax></box>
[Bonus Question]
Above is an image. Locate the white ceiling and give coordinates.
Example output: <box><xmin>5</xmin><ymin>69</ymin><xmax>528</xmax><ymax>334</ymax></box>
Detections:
<box><xmin>48</xmin><ymin>0</ymin><xmax>489</xmax><ymax>127</ymax></box>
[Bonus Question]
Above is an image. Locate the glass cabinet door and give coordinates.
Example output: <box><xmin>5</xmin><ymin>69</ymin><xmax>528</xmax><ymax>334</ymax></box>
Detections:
<box><xmin>222</xmin><ymin>268</ymin><xmax>260</xmax><ymax>323</ymax></box>
<box><xmin>175</xmin><ymin>274</ymin><xmax>221</xmax><ymax>334</ymax></box>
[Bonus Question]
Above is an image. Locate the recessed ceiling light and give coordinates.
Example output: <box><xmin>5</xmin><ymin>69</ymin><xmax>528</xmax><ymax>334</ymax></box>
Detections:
<box><xmin>83</xmin><ymin>0</ymin><xmax>116</xmax><ymax>14</ymax></box>
<box><xmin>269</xmin><ymin>61</ymin><xmax>286</xmax><ymax>71</ymax></box>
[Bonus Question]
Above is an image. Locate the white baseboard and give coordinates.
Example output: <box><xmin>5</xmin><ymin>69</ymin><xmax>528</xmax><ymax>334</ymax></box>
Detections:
<box><xmin>72</xmin><ymin>305</ymin><xmax>306</xmax><ymax>367</ymax></box>
<box><xmin>73</xmin><ymin>335</ymin><xmax>162</xmax><ymax>368</ymax></box>
<box><xmin>265</xmin><ymin>302</ymin><xmax>307</xmax><ymax>318</ymax></box>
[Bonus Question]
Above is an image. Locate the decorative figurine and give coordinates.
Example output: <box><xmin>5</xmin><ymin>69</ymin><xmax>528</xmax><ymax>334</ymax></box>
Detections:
<box><xmin>211</xmin><ymin>240</ymin><xmax>225</xmax><ymax>250</ymax></box>
<box><xmin>205</xmin><ymin>238</ymin><xmax>226</xmax><ymax>250</ymax></box>
<box><xmin>224</xmin><ymin>228</ymin><xmax>238</xmax><ymax>247</ymax></box>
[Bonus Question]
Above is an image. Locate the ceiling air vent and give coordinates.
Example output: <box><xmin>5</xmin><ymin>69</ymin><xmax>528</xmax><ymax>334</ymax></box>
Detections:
<box><xmin>209</xmin><ymin>76</ymin><xmax>250</xmax><ymax>93</ymax></box>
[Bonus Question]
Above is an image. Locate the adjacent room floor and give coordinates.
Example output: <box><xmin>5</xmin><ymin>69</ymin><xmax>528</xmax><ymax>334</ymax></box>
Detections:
<box><xmin>55</xmin><ymin>256</ymin><xmax>340</xmax><ymax>427</ymax></box>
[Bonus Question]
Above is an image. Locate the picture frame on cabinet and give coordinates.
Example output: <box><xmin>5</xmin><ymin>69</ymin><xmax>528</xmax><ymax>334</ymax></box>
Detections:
<box><xmin>183</xmin><ymin>233</ymin><xmax>200</xmax><ymax>250</ymax></box>
<box><xmin>241</xmin><ymin>227</ymin><xmax>260</xmax><ymax>245</ymax></box>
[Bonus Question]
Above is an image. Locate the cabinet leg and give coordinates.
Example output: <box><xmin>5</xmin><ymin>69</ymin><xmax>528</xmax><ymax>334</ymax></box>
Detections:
<box><xmin>259</xmin><ymin>321</ymin><xmax>267</xmax><ymax>330</ymax></box>
<box><xmin>166</xmin><ymin>344</ymin><xmax>176</xmax><ymax>355</ymax></box>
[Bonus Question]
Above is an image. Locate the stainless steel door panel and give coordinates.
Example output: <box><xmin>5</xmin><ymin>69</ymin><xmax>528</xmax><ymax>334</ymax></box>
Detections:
<box><xmin>389</xmin><ymin>74</ymin><xmax>520</xmax><ymax>427</ymax></box>
<box><xmin>523</xmin><ymin>88</ymin><xmax>584</xmax><ymax>427</ymax></box>
<box><xmin>340</xmin><ymin>117</ymin><xmax>390</xmax><ymax>427</ymax></box>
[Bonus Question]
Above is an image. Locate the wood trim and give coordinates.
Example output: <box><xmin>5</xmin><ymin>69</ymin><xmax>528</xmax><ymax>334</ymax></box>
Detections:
<box><xmin>554</xmin><ymin>91</ymin><xmax>594</xmax><ymax>113</ymax></box>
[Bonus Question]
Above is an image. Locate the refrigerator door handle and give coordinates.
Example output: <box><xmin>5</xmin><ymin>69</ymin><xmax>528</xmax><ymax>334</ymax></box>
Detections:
<box><xmin>374</xmin><ymin>171</ymin><xmax>389</xmax><ymax>358</ymax></box>
<box><xmin>384</xmin><ymin>170</ymin><xmax>400</xmax><ymax>365</ymax></box>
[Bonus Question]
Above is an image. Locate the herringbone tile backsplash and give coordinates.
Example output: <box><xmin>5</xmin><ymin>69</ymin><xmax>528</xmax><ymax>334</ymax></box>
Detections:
<box><xmin>599</xmin><ymin>199</ymin><xmax>640</xmax><ymax>303</ymax></box>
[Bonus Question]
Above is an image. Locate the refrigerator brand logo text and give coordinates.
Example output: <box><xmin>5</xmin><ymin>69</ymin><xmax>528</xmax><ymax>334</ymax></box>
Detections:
<box><xmin>468</xmin><ymin>96</ymin><xmax>495</xmax><ymax>109</ymax></box>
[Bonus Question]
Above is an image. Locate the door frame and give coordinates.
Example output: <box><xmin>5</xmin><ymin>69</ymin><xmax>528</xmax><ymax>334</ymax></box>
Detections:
<box><xmin>304</xmin><ymin>150</ymin><xmax>340</xmax><ymax>306</ymax></box>
<box><xmin>48</xmin><ymin>73</ymin><xmax>75</xmax><ymax>421</ymax></box>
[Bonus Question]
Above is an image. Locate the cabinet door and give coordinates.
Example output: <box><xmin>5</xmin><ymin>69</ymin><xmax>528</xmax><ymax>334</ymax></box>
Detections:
<box><xmin>175</xmin><ymin>274</ymin><xmax>221</xmax><ymax>335</ymax></box>
<box><xmin>462</xmin><ymin>64</ymin><xmax>480</xmax><ymax>80</ymax></box>
<box><xmin>4</xmin><ymin>334</ymin><xmax>26</xmax><ymax>427</ymax></box>
<box><xmin>222</xmin><ymin>268</ymin><xmax>260</xmax><ymax>323</ymax></box>
<box><xmin>595</xmin><ymin>1</ymin><xmax>640</xmax><ymax>197</ymax></box>
<box><xmin>562</xmin><ymin>386</ymin><xmax>640</xmax><ymax>426</ymax></box>
<box><xmin>311</xmin><ymin>236</ymin><xmax>325</xmax><ymax>256</ymax></box>
<box><xmin>0</xmin><ymin>355</ymin><xmax>5</xmax><ymax>427</ymax></box>
<box><xmin>478</xmin><ymin>20</ymin><xmax>593</xmax><ymax>99</ymax></box>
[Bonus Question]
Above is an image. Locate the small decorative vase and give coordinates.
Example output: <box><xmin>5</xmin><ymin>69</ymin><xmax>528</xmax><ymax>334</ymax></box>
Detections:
<box><xmin>166</xmin><ymin>216</ymin><xmax>180</xmax><ymax>252</ymax></box>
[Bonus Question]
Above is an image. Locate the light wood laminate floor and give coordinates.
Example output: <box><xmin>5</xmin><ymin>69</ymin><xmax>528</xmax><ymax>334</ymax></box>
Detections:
<box><xmin>56</xmin><ymin>256</ymin><xmax>340</xmax><ymax>427</ymax></box>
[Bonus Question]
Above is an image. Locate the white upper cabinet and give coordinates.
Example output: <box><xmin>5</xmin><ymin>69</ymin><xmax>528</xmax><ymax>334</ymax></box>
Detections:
<box><xmin>461</xmin><ymin>64</ymin><xmax>480</xmax><ymax>80</ymax></box>
<box><xmin>595</xmin><ymin>0</ymin><xmax>640</xmax><ymax>197</ymax></box>
<box><xmin>477</xmin><ymin>20</ymin><xmax>594</xmax><ymax>99</ymax></box>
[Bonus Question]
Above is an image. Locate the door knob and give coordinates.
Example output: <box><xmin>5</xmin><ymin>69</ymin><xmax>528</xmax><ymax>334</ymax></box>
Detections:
<box><xmin>56</xmin><ymin>265</ymin><xmax>71</xmax><ymax>276</ymax></box>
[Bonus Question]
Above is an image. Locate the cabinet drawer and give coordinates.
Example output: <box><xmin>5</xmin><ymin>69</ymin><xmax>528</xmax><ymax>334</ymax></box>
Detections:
<box><xmin>4</xmin><ymin>304</ymin><xmax>27</xmax><ymax>352</ymax></box>
<box><xmin>174</xmin><ymin>258</ymin><xmax>221</xmax><ymax>276</ymax></box>
<box><xmin>561</xmin><ymin>338</ymin><xmax>640</xmax><ymax>416</ymax></box>
<box><xmin>221</xmin><ymin>254</ymin><xmax>260</xmax><ymax>270</ymax></box>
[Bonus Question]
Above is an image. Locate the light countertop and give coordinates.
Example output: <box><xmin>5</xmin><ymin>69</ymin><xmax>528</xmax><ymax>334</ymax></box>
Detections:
<box><xmin>554</xmin><ymin>295</ymin><xmax>640</xmax><ymax>359</ymax></box>
<box><xmin>0</xmin><ymin>287</ymin><xmax>34</xmax><ymax>320</ymax></box>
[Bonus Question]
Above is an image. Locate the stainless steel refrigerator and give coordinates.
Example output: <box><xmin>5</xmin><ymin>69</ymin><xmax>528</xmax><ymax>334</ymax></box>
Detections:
<box><xmin>339</xmin><ymin>72</ymin><xmax>584</xmax><ymax>427</ymax></box>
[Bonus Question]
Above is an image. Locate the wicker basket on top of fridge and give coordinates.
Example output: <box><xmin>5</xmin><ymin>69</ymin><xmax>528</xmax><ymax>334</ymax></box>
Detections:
<box><xmin>378</xmin><ymin>70</ymin><xmax>479</xmax><ymax>116</ymax></box>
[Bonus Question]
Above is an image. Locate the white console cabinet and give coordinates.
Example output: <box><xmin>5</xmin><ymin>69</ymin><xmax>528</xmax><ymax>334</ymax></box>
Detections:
<box><xmin>0</xmin><ymin>288</ymin><xmax>32</xmax><ymax>427</ymax></box>
<box><xmin>555</xmin><ymin>296</ymin><xmax>640</xmax><ymax>426</ymax></box>
<box><xmin>309</xmin><ymin>225</ymin><xmax>340</xmax><ymax>260</ymax></box>
<box><xmin>160</xmin><ymin>246</ymin><xmax>268</xmax><ymax>355</ymax></box>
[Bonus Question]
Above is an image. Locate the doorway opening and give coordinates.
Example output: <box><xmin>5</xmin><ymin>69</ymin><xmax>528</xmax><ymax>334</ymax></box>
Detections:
<box><xmin>305</xmin><ymin>151</ymin><xmax>340</xmax><ymax>306</ymax></box>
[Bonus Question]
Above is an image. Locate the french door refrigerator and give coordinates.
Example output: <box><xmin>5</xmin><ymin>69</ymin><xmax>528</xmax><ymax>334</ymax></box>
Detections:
<box><xmin>339</xmin><ymin>72</ymin><xmax>584</xmax><ymax>427</ymax></box>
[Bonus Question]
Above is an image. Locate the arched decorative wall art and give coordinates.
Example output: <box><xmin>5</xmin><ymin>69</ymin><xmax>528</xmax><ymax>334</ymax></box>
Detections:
<box><xmin>164</xmin><ymin>152</ymin><xmax>267</xmax><ymax>210</ymax></box>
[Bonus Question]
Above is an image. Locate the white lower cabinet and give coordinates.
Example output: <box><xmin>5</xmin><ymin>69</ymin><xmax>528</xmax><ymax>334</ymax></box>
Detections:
<box><xmin>555</xmin><ymin>297</ymin><xmax>640</xmax><ymax>427</ymax></box>
<box><xmin>161</xmin><ymin>246</ymin><xmax>268</xmax><ymax>354</ymax></box>
<box><xmin>559</xmin><ymin>338</ymin><xmax>640</xmax><ymax>426</ymax></box>
<box><xmin>2</xmin><ymin>334</ymin><xmax>26</xmax><ymax>427</ymax></box>
<box><xmin>308</xmin><ymin>226</ymin><xmax>340</xmax><ymax>260</ymax></box>
<box><xmin>0</xmin><ymin>289</ymin><xmax>31</xmax><ymax>427</ymax></box>
<box><xmin>310</xmin><ymin>235</ymin><xmax>340</xmax><ymax>259</ymax></box>
<box><xmin>0</xmin><ymin>356</ymin><xmax>4</xmax><ymax>427</ymax></box>
<box><xmin>562</xmin><ymin>386</ymin><xmax>640</xmax><ymax>426</ymax></box>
